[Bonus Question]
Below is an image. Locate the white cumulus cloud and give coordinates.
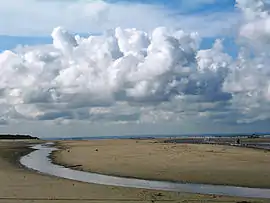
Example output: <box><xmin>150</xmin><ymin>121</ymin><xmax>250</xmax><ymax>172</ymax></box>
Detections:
<box><xmin>0</xmin><ymin>0</ymin><xmax>270</xmax><ymax>129</ymax></box>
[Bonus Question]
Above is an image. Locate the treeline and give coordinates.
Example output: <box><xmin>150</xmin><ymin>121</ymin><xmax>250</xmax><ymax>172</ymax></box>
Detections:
<box><xmin>0</xmin><ymin>134</ymin><xmax>39</xmax><ymax>140</ymax></box>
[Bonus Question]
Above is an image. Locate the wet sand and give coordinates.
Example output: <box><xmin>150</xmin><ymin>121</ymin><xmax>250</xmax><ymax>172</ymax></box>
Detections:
<box><xmin>0</xmin><ymin>140</ymin><xmax>261</xmax><ymax>203</ymax></box>
<box><xmin>53</xmin><ymin>139</ymin><xmax>270</xmax><ymax>189</ymax></box>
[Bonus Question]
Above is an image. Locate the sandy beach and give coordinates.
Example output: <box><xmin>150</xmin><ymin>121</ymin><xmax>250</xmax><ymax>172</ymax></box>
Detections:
<box><xmin>53</xmin><ymin>139</ymin><xmax>270</xmax><ymax>189</ymax></box>
<box><xmin>1</xmin><ymin>140</ymin><xmax>264</xmax><ymax>203</ymax></box>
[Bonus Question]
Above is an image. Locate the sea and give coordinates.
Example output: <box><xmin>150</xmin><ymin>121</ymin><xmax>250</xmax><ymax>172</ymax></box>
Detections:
<box><xmin>44</xmin><ymin>133</ymin><xmax>270</xmax><ymax>141</ymax></box>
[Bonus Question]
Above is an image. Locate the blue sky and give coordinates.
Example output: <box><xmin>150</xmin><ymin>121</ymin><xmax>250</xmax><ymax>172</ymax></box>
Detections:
<box><xmin>0</xmin><ymin>0</ymin><xmax>239</xmax><ymax>36</ymax></box>
<box><xmin>0</xmin><ymin>0</ymin><xmax>239</xmax><ymax>55</ymax></box>
<box><xmin>0</xmin><ymin>36</ymin><xmax>51</xmax><ymax>52</ymax></box>
<box><xmin>105</xmin><ymin>0</ymin><xmax>235</xmax><ymax>12</ymax></box>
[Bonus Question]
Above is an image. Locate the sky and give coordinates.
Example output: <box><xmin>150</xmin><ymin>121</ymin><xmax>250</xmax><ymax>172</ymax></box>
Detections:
<box><xmin>0</xmin><ymin>0</ymin><xmax>270</xmax><ymax>138</ymax></box>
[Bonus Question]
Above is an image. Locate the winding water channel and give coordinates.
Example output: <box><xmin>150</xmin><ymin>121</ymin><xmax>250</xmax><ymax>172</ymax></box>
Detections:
<box><xmin>20</xmin><ymin>144</ymin><xmax>270</xmax><ymax>199</ymax></box>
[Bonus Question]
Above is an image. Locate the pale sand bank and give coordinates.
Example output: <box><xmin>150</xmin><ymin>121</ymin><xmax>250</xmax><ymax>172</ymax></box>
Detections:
<box><xmin>0</xmin><ymin>141</ymin><xmax>262</xmax><ymax>203</ymax></box>
<box><xmin>53</xmin><ymin>139</ymin><xmax>270</xmax><ymax>189</ymax></box>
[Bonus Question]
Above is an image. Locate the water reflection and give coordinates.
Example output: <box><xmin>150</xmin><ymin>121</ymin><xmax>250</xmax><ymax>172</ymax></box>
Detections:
<box><xmin>20</xmin><ymin>144</ymin><xmax>270</xmax><ymax>199</ymax></box>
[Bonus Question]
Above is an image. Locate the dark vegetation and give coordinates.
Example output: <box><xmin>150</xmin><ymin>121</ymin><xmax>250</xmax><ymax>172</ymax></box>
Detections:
<box><xmin>0</xmin><ymin>134</ymin><xmax>39</xmax><ymax>140</ymax></box>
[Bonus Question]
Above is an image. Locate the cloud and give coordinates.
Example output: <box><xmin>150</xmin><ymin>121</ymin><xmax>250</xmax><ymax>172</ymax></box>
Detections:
<box><xmin>0</xmin><ymin>0</ymin><xmax>270</xmax><ymax>130</ymax></box>
<box><xmin>0</xmin><ymin>118</ymin><xmax>8</xmax><ymax>125</ymax></box>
